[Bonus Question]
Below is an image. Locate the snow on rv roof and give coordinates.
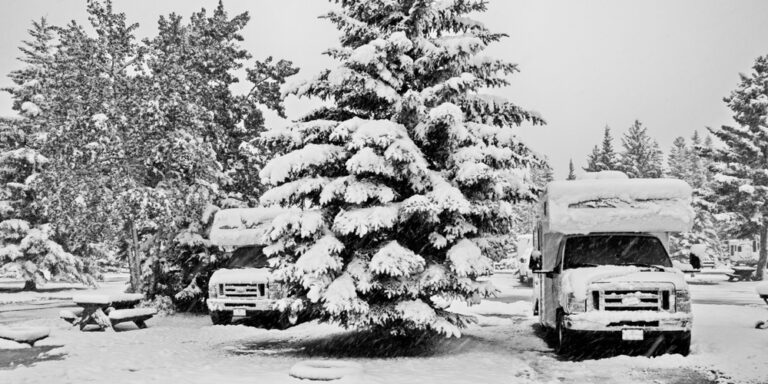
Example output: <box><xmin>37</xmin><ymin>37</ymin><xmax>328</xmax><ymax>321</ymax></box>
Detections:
<box><xmin>575</xmin><ymin>170</ymin><xmax>629</xmax><ymax>180</ymax></box>
<box><xmin>544</xmin><ymin>178</ymin><xmax>694</xmax><ymax>234</ymax></box>
<box><xmin>209</xmin><ymin>207</ymin><xmax>294</xmax><ymax>247</ymax></box>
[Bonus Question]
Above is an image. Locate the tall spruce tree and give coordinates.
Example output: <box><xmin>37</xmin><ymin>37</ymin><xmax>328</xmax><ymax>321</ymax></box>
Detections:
<box><xmin>707</xmin><ymin>54</ymin><xmax>768</xmax><ymax>279</ymax></box>
<box><xmin>0</xmin><ymin>19</ymin><xmax>95</xmax><ymax>289</ymax></box>
<box><xmin>618</xmin><ymin>120</ymin><xmax>664</xmax><ymax>178</ymax></box>
<box><xmin>667</xmin><ymin>136</ymin><xmax>691</xmax><ymax>181</ymax></box>
<box><xmin>257</xmin><ymin>0</ymin><xmax>544</xmax><ymax>336</ymax></box>
<box><xmin>567</xmin><ymin>158</ymin><xmax>576</xmax><ymax>180</ymax></box>
<box><xmin>596</xmin><ymin>126</ymin><xmax>618</xmax><ymax>170</ymax></box>
<box><xmin>584</xmin><ymin>145</ymin><xmax>602</xmax><ymax>172</ymax></box>
<box><xmin>667</xmin><ymin>134</ymin><xmax>723</xmax><ymax>260</ymax></box>
<box><xmin>584</xmin><ymin>126</ymin><xmax>618</xmax><ymax>172</ymax></box>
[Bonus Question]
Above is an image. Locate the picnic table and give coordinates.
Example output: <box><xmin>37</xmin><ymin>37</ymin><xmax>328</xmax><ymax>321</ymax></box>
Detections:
<box><xmin>60</xmin><ymin>293</ymin><xmax>157</xmax><ymax>331</ymax></box>
<box><xmin>726</xmin><ymin>266</ymin><xmax>756</xmax><ymax>282</ymax></box>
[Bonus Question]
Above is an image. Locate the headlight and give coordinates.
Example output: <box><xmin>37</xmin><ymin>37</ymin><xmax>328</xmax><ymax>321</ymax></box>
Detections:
<box><xmin>566</xmin><ymin>293</ymin><xmax>587</xmax><ymax>313</ymax></box>
<box><xmin>208</xmin><ymin>285</ymin><xmax>218</xmax><ymax>298</ymax></box>
<box><xmin>675</xmin><ymin>290</ymin><xmax>691</xmax><ymax>312</ymax></box>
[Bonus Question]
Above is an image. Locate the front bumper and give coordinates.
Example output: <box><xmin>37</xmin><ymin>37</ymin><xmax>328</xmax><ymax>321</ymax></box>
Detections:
<box><xmin>206</xmin><ymin>298</ymin><xmax>276</xmax><ymax>312</ymax></box>
<box><xmin>564</xmin><ymin>311</ymin><xmax>692</xmax><ymax>332</ymax></box>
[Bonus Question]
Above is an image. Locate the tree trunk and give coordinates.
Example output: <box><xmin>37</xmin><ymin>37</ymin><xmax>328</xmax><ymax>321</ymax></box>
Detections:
<box><xmin>22</xmin><ymin>280</ymin><xmax>37</xmax><ymax>291</ymax></box>
<box><xmin>757</xmin><ymin>225</ymin><xmax>768</xmax><ymax>281</ymax></box>
<box><xmin>127</xmin><ymin>221</ymin><xmax>142</xmax><ymax>293</ymax></box>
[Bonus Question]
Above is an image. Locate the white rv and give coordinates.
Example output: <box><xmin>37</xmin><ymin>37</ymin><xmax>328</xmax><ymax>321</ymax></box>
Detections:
<box><xmin>727</xmin><ymin>239</ymin><xmax>760</xmax><ymax>263</ymax></box>
<box><xmin>206</xmin><ymin>207</ymin><xmax>290</xmax><ymax>326</ymax></box>
<box><xmin>530</xmin><ymin>176</ymin><xmax>695</xmax><ymax>355</ymax></box>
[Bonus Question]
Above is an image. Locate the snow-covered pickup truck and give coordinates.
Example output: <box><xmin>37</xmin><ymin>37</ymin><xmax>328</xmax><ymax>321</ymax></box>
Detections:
<box><xmin>206</xmin><ymin>207</ymin><xmax>289</xmax><ymax>326</ymax></box>
<box><xmin>530</xmin><ymin>173</ymin><xmax>695</xmax><ymax>355</ymax></box>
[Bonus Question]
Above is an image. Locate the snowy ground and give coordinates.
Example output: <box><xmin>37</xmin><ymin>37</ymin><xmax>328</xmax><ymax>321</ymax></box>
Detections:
<box><xmin>1</xmin><ymin>274</ymin><xmax>767</xmax><ymax>384</ymax></box>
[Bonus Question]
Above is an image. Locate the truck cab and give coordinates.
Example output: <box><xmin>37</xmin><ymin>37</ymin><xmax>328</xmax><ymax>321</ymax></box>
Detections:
<box><xmin>206</xmin><ymin>207</ymin><xmax>290</xmax><ymax>326</ymax></box>
<box><xmin>530</xmin><ymin>174</ymin><xmax>695</xmax><ymax>355</ymax></box>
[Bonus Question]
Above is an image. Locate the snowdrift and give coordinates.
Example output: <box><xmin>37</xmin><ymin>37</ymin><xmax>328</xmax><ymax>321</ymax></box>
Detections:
<box><xmin>543</xmin><ymin>178</ymin><xmax>694</xmax><ymax>234</ymax></box>
<box><xmin>209</xmin><ymin>207</ymin><xmax>294</xmax><ymax>247</ymax></box>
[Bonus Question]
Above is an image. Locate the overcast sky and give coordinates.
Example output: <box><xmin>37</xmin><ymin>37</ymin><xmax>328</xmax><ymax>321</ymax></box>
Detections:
<box><xmin>2</xmin><ymin>0</ymin><xmax>768</xmax><ymax>177</ymax></box>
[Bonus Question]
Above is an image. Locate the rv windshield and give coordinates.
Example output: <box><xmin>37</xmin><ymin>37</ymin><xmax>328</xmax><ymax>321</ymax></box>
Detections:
<box><xmin>224</xmin><ymin>246</ymin><xmax>269</xmax><ymax>269</ymax></box>
<box><xmin>563</xmin><ymin>235</ymin><xmax>672</xmax><ymax>269</ymax></box>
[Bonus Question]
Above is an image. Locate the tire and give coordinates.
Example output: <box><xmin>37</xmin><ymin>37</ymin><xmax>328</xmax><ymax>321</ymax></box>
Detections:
<box><xmin>210</xmin><ymin>311</ymin><xmax>232</xmax><ymax>325</ymax></box>
<box><xmin>555</xmin><ymin>311</ymin><xmax>573</xmax><ymax>355</ymax></box>
<box><xmin>673</xmin><ymin>332</ymin><xmax>691</xmax><ymax>356</ymax></box>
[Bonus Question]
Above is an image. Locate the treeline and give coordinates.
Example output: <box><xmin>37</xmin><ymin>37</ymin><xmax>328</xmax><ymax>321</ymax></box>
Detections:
<box><xmin>0</xmin><ymin>1</ymin><xmax>297</xmax><ymax>306</ymax></box>
<box><xmin>569</xmin><ymin>56</ymin><xmax>768</xmax><ymax>281</ymax></box>
<box><xmin>570</xmin><ymin>120</ymin><xmax>721</xmax><ymax>259</ymax></box>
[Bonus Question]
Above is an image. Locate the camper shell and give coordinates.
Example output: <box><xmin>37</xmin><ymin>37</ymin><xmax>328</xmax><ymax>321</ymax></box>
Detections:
<box><xmin>206</xmin><ymin>207</ymin><xmax>292</xmax><ymax>325</ymax></box>
<box><xmin>531</xmin><ymin>176</ymin><xmax>695</xmax><ymax>355</ymax></box>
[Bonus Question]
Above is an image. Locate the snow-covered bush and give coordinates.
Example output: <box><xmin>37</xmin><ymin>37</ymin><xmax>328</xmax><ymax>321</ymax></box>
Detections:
<box><xmin>257</xmin><ymin>0</ymin><xmax>543</xmax><ymax>337</ymax></box>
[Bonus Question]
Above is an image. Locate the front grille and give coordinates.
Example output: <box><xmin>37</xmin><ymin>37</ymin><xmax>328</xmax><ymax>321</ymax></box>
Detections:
<box><xmin>592</xmin><ymin>288</ymin><xmax>672</xmax><ymax>311</ymax></box>
<box><xmin>607</xmin><ymin>321</ymin><xmax>659</xmax><ymax>327</ymax></box>
<box><xmin>221</xmin><ymin>283</ymin><xmax>267</xmax><ymax>298</ymax></box>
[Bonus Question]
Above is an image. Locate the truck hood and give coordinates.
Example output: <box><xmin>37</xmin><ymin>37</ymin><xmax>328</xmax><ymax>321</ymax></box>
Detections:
<box><xmin>209</xmin><ymin>268</ymin><xmax>271</xmax><ymax>286</ymax></box>
<box><xmin>562</xmin><ymin>265</ymin><xmax>688</xmax><ymax>301</ymax></box>
<box><xmin>599</xmin><ymin>270</ymin><xmax>687</xmax><ymax>289</ymax></box>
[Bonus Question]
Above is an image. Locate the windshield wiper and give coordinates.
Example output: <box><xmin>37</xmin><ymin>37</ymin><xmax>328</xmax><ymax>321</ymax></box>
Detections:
<box><xmin>618</xmin><ymin>263</ymin><xmax>666</xmax><ymax>271</ymax></box>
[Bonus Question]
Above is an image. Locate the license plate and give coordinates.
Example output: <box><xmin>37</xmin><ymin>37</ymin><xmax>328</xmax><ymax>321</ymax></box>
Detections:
<box><xmin>233</xmin><ymin>309</ymin><xmax>246</xmax><ymax>317</ymax></box>
<box><xmin>622</xmin><ymin>329</ymin><xmax>643</xmax><ymax>341</ymax></box>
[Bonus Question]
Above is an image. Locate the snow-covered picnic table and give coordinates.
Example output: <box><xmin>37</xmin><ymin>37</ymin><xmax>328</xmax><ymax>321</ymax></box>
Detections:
<box><xmin>726</xmin><ymin>266</ymin><xmax>756</xmax><ymax>282</ymax></box>
<box><xmin>59</xmin><ymin>293</ymin><xmax>157</xmax><ymax>331</ymax></box>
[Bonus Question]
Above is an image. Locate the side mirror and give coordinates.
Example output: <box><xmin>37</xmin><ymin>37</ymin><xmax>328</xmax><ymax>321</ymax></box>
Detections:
<box><xmin>529</xmin><ymin>250</ymin><xmax>542</xmax><ymax>272</ymax></box>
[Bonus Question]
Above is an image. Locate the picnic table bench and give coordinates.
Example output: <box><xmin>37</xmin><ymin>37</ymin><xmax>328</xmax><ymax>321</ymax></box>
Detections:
<box><xmin>726</xmin><ymin>266</ymin><xmax>756</xmax><ymax>282</ymax></box>
<box><xmin>59</xmin><ymin>293</ymin><xmax>157</xmax><ymax>331</ymax></box>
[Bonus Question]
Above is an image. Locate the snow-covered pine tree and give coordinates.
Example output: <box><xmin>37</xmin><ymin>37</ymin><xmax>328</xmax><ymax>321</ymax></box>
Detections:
<box><xmin>583</xmin><ymin>126</ymin><xmax>618</xmax><ymax>172</ymax></box>
<box><xmin>667</xmin><ymin>137</ymin><xmax>691</xmax><ymax>181</ymax></box>
<box><xmin>0</xmin><ymin>120</ymin><xmax>95</xmax><ymax>288</ymax></box>
<box><xmin>0</xmin><ymin>19</ymin><xmax>95</xmax><ymax>289</ymax></box>
<box><xmin>667</xmin><ymin>135</ymin><xmax>723</xmax><ymax>260</ymax></box>
<box><xmin>596</xmin><ymin>126</ymin><xmax>618</xmax><ymax>170</ymax></box>
<box><xmin>258</xmin><ymin>0</ymin><xmax>544</xmax><ymax>336</ymax></box>
<box><xmin>567</xmin><ymin>159</ymin><xmax>576</xmax><ymax>180</ymax></box>
<box><xmin>687</xmin><ymin>131</ymin><xmax>709</xmax><ymax>189</ymax></box>
<box><xmin>618</xmin><ymin>120</ymin><xmax>664</xmax><ymax>178</ymax></box>
<box><xmin>584</xmin><ymin>145</ymin><xmax>602</xmax><ymax>172</ymax></box>
<box><xmin>137</xmin><ymin>3</ymin><xmax>299</xmax><ymax>303</ymax></box>
<box><xmin>707</xmin><ymin>54</ymin><xmax>768</xmax><ymax>279</ymax></box>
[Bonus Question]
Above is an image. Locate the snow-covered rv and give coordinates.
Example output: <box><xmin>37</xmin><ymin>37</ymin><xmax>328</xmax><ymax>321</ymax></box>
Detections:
<box><xmin>530</xmin><ymin>176</ymin><xmax>695</xmax><ymax>355</ymax></box>
<box><xmin>206</xmin><ymin>207</ymin><xmax>289</xmax><ymax>326</ymax></box>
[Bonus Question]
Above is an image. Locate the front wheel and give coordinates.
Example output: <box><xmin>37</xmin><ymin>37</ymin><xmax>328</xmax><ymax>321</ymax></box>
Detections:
<box><xmin>555</xmin><ymin>312</ymin><xmax>573</xmax><ymax>354</ymax></box>
<box><xmin>210</xmin><ymin>311</ymin><xmax>232</xmax><ymax>325</ymax></box>
<box><xmin>673</xmin><ymin>332</ymin><xmax>691</xmax><ymax>356</ymax></box>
